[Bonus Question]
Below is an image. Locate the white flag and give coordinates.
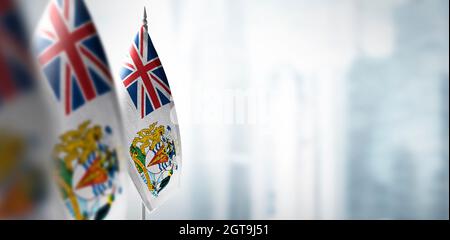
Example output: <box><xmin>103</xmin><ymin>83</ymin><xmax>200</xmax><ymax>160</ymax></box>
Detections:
<box><xmin>117</xmin><ymin>9</ymin><xmax>182</xmax><ymax>212</ymax></box>
<box><xmin>33</xmin><ymin>0</ymin><xmax>125</xmax><ymax>220</ymax></box>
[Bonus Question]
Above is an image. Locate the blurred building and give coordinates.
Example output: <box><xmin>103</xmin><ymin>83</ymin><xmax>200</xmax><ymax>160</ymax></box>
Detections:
<box><xmin>346</xmin><ymin>0</ymin><xmax>449</xmax><ymax>219</ymax></box>
<box><xmin>436</xmin><ymin>75</ymin><xmax>449</xmax><ymax>219</ymax></box>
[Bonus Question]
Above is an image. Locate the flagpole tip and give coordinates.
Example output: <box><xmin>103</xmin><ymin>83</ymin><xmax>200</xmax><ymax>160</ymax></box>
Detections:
<box><xmin>143</xmin><ymin>7</ymin><xmax>148</xmax><ymax>30</ymax></box>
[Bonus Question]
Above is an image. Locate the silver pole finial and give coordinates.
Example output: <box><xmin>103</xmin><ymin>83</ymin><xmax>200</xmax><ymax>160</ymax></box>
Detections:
<box><xmin>143</xmin><ymin>7</ymin><xmax>148</xmax><ymax>30</ymax></box>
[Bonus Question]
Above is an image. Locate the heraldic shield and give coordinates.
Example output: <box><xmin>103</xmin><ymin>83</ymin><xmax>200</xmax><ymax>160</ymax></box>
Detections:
<box><xmin>124</xmin><ymin>102</ymin><xmax>182</xmax><ymax>212</ymax></box>
<box><xmin>130</xmin><ymin>122</ymin><xmax>179</xmax><ymax>197</ymax></box>
<box><xmin>53</xmin><ymin>120</ymin><xmax>121</xmax><ymax>220</ymax></box>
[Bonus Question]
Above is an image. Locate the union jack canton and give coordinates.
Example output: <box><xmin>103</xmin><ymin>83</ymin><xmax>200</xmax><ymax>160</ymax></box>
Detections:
<box><xmin>120</xmin><ymin>25</ymin><xmax>172</xmax><ymax>119</ymax></box>
<box><xmin>0</xmin><ymin>0</ymin><xmax>35</xmax><ymax>105</ymax></box>
<box><xmin>35</xmin><ymin>0</ymin><xmax>112</xmax><ymax>115</ymax></box>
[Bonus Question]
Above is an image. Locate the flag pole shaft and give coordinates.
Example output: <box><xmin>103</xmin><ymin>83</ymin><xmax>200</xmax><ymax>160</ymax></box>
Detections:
<box><xmin>141</xmin><ymin>202</ymin><xmax>146</xmax><ymax>220</ymax></box>
<box><xmin>143</xmin><ymin>7</ymin><xmax>148</xmax><ymax>30</ymax></box>
<box><xmin>141</xmin><ymin>6</ymin><xmax>148</xmax><ymax>222</ymax></box>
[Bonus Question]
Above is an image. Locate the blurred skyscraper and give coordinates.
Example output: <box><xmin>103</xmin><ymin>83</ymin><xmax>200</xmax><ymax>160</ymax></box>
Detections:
<box><xmin>225</xmin><ymin>0</ymin><xmax>251</xmax><ymax>220</ymax></box>
<box><xmin>437</xmin><ymin>75</ymin><xmax>449</xmax><ymax>219</ymax></box>
<box><xmin>346</xmin><ymin>0</ymin><xmax>449</xmax><ymax>219</ymax></box>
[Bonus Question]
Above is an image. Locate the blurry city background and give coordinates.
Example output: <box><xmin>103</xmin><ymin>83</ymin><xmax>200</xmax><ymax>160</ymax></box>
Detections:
<box><xmin>14</xmin><ymin>0</ymin><xmax>450</xmax><ymax>219</ymax></box>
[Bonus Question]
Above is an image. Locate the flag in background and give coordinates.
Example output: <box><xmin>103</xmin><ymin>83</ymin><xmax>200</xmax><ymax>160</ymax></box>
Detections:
<box><xmin>0</xmin><ymin>0</ymin><xmax>34</xmax><ymax>104</ymax></box>
<box><xmin>33</xmin><ymin>0</ymin><xmax>125</xmax><ymax>220</ymax></box>
<box><xmin>119</xmin><ymin>8</ymin><xmax>182</xmax><ymax>213</ymax></box>
<box><xmin>0</xmin><ymin>0</ymin><xmax>52</xmax><ymax>219</ymax></box>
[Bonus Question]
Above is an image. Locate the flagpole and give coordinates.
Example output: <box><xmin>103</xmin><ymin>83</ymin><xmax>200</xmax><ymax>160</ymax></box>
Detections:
<box><xmin>141</xmin><ymin>6</ymin><xmax>148</xmax><ymax>221</ymax></box>
<box><xmin>142</xmin><ymin>202</ymin><xmax>146</xmax><ymax>220</ymax></box>
<box><xmin>143</xmin><ymin>7</ymin><xmax>148</xmax><ymax>31</ymax></box>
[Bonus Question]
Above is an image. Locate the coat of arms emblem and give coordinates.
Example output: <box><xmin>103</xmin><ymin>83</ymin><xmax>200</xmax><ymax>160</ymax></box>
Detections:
<box><xmin>53</xmin><ymin>121</ymin><xmax>120</xmax><ymax>220</ymax></box>
<box><xmin>130</xmin><ymin>122</ymin><xmax>178</xmax><ymax>197</ymax></box>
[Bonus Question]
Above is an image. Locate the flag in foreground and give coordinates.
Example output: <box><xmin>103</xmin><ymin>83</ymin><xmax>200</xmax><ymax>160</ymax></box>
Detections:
<box><xmin>34</xmin><ymin>0</ymin><xmax>124</xmax><ymax>220</ymax></box>
<box><xmin>0</xmin><ymin>0</ymin><xmax>51</xmax><ymax>220</ymax></box>
<box><xmin>119</xmin><ymin>8</ymin><xmax>182</xmax><ymax>212</ymax></box>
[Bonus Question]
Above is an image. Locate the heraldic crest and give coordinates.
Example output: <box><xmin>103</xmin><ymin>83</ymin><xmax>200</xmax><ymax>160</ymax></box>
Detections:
<box><xmin>53</xmin><ymin>121</ymin><xmax>120</xmax><ymax>220</ymax></box>
<box><xmin>130</xmin><ymin>122</ymin><xmax>178</xmax><ymax>197</ymax></box>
